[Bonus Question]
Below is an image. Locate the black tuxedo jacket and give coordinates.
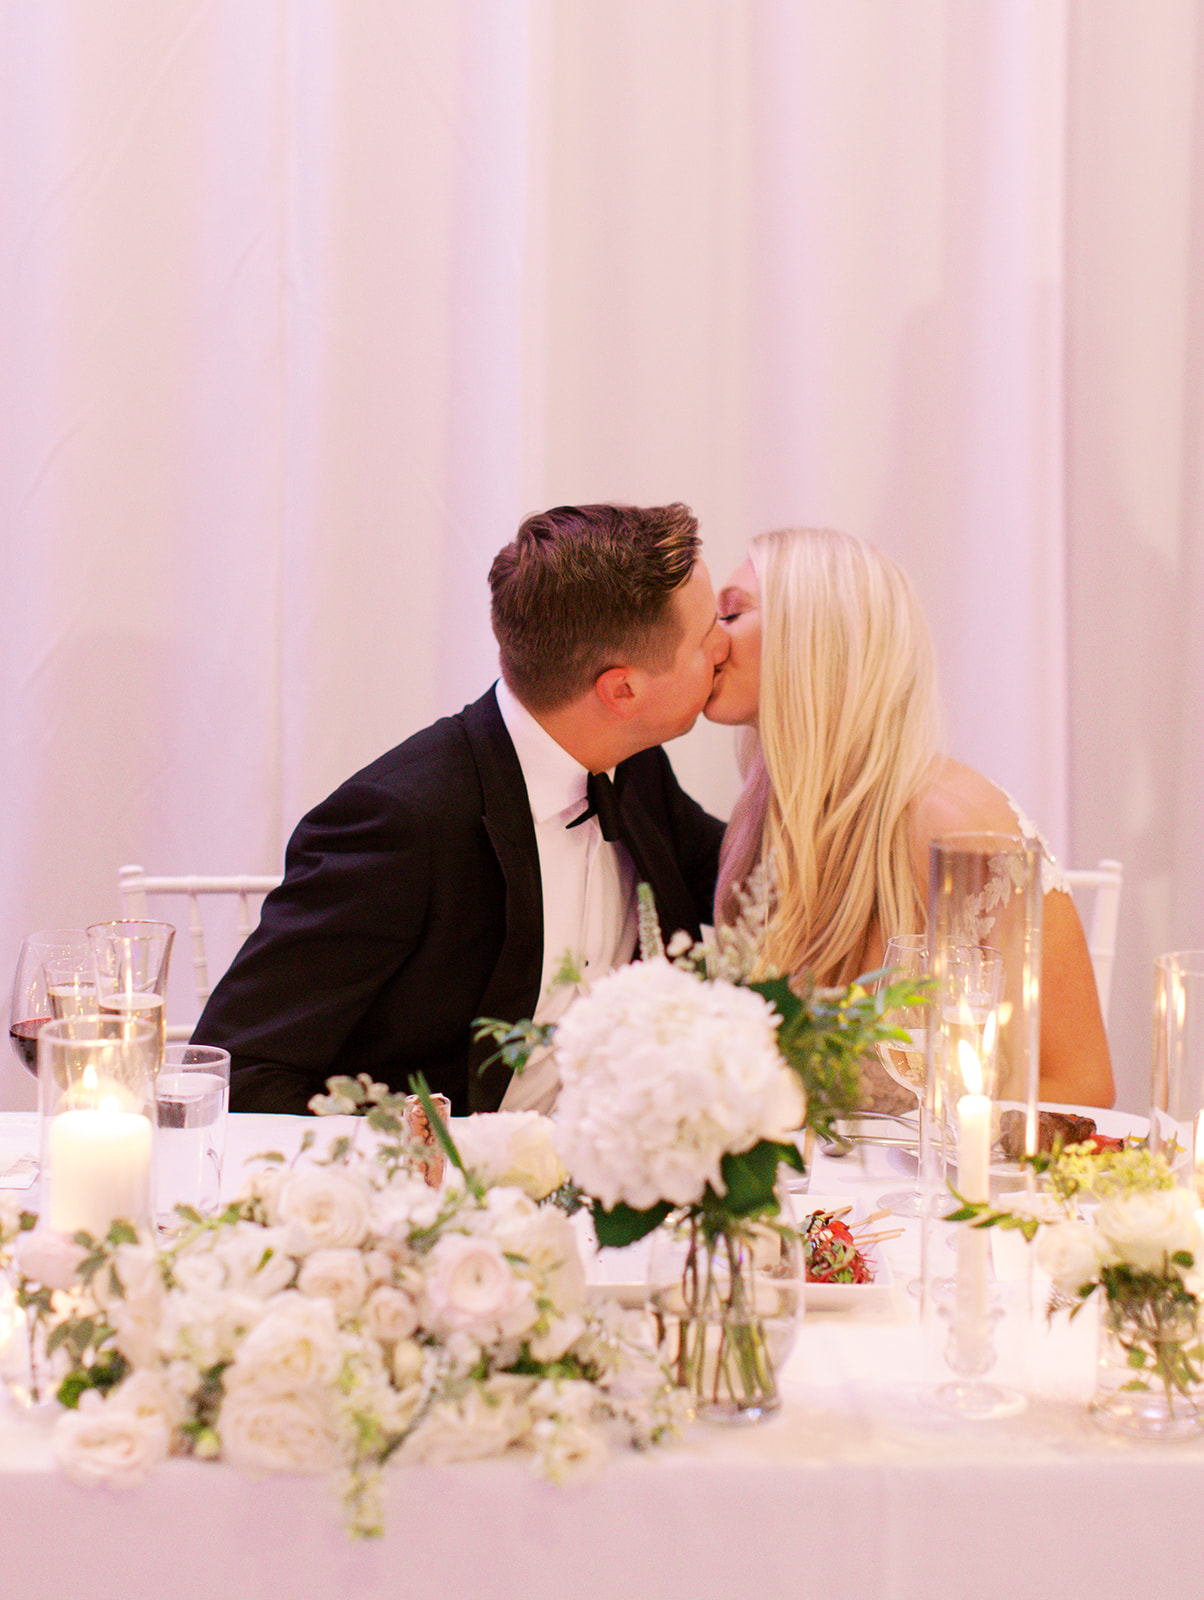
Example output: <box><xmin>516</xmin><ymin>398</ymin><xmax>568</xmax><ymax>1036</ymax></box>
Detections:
<box><xmin>195</xmin><ymin>688</ymin><xmax>725</xmax><ymax>1115</ymax></box>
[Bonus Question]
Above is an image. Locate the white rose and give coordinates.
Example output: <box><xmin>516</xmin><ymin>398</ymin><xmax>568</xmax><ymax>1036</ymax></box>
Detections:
<box><xmin>15</xmin><ymin>1229</ymin><xmax>87</xmax><ymax>1292</ymax></box>
<box><xmin>390</xmin><ymin>1336</ymin><xmax>426</xmax><ymax>1387</ymax></box>
<box><xmin>399</xmin><ymin>1378</ymin><xmax>531</xmax><ymax>1465</ymax></box>
<box><xmin>296</xmin><ymin>1248</ymin><xmax>368</xmax><ymax>1318</ymax></box>
<box><xmin>528</xmin><ymin>1312</ymin><xmax>587</xmax><ymax>1362</ymax></box>
<box><xmin>239</xmin><ymin>1162</ymin><xmax>289</xmax><ymax>1219</ymax></box>
<box><xmin>224</xmin><ymin>1292</ymin><xmax>344</xmax><ymax>1395</ymax></box>
<box><xmin>533</xmin><ymin>1418</ymin><xmax>608</xmax><ymax>1485</ymax></box>
<box><xmin>107</xmin><ymin>1367</ymin><xmax>189</xmax><ymax>1430</ymax></box>
<box><xmin>491</xmin><ymin>1203</ymin><xmax>587</xmax><ymax>1314</ymax></box>
<box><xmin>372</xmin><ymin>1174</ymin><xmax>446</xmax><ymax>1238</ymax></box>
<box><xmin>219</xmin><ymin>1388</ymin><xmax>344</xmax><ymax>1476</ymax></box>
<box><xmin>171</xmin><ymin>1245</ymin><xmax>229</xmax><ymax>1296</ymax></box>
<box><xmin>1095</xmin><ymin>1187</ymin><xmax>1201</xmax><ymax>1275</ymax></box>
<box><xmin>363</xmin><ymin>1284</ymin><xmax>420</xmax><ymax>1344</ymax></box>
<box><xmin>1035</xmin><ymin>1220</ymin><xmax>1104</xmax><ymax>1293</ymax></box>
<box><xmin>53</xmin><ymin>1390</ymin><xmax>170</xmax><ymax>1488</ymax></box>
<box><xmin>157</xmin><ymin>1288</ymin><xmax>267</xmax><ymax>1370</ymax></box>
<box><xmin>456</xmin><ymin>1113</ymin><xmax>568</xmax><ymax>1200</ymax></box>
<box><xmin>420</xmin><ymin>1233</ymin><xmax>537</xmax><ymax>1343</ymax></box>
<box><xmin>108</xmin><ymin>1300</ymin><xmax>164</xmax><ymax>1371</ymax></box>
<box><xmin>363</xmin><ymin>1245</ymin><xmax>402</xmax><ymax>1285</ymax></box>
<box><xmin>212</xmin><ymin>1224</ymin><xmax>298</xmax><ymax>1298</ymax></box>
<box><xmin>273</xmin><ymin>1168</ymin><xmax>373</xmax><ymax>1251</ymax></box>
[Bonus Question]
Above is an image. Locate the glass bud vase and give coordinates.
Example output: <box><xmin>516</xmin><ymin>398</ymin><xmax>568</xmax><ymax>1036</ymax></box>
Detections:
<box><xmin>648</xmin><ymin>1210</ymin><xmax>803</xmax><ymax>1424</ymax></box>
<box><xmin>1091</xmin><ymin>1297</ymin><xmax>1204</xmax><ymax>1439</ymax></box>
<box><xmin>0</xmin><ymin>1277</ymin><xmax>57</xmax><ymax>1410</ymax></box>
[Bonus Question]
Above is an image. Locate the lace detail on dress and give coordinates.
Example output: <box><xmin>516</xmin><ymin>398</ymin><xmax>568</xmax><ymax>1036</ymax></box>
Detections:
<box><xmin>950</xmin><ymin>789</ymin><xmax>1067</xmax><ymax>946</ymax></box>
<box><xmin>998</xmin><ymin>788</ymin><xmax>1070</xmax><ymax>897</ymax></box>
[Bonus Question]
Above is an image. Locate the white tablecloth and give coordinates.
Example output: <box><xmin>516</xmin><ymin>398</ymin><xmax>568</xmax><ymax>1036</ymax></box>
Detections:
<box><xmin>5</xmin><ymin>1113</ymin><xmax>1204</xmax><ymax>1600</ymax></box>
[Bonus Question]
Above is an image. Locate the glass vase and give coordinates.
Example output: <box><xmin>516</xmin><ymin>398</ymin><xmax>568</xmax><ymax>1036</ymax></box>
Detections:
<box><xmin>0</xmin><ymin>1278</ymin><xmax>57</xmax><ymax>1410</ymax></box>
<box><xmin>648</xmin><ymin>1210</ymin><xmax>802</xmax><ymax>1424</ymax></box>
<box><xmin>1091</xmin><ymin>1296</ymin><xmax>1204</xmax><ymax>1439</ymax></box>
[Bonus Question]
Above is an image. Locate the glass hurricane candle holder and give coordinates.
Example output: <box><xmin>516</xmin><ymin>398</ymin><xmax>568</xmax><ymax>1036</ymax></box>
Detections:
<box><xmin>1150</xmin><ymin>951</ymin><xmax>1204</xmax><ymax>1194</ymax></box>
<box><xmin>923</xmin><ymin>832</ymin><xmax>1042</xmax><ymax>1416</ymax></box>
<box><xmin>38</xmin><ymin>1014</ymin><xmax>158</xmax><ymax>1238</ymax></box>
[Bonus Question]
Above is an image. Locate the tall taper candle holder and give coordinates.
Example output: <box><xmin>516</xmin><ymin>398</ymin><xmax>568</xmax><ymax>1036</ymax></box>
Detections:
<box><xmin>1151</xmin><ymin>951</ymin><xmax>1204</xmax><ymax>1196</ymax></box>
<box><xmin>924</xmin><ymin>832</ymin><xmax>1042</xmax><ymax>1417</ymax></box>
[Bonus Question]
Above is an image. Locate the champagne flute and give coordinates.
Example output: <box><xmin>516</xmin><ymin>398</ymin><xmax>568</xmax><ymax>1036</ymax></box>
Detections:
<box><xmin>87</xmin><ymin>920</ymin><xmax>174</xmax><ymax>1066</ymax></box>
<box><xmin>874</xmin><ymin>934</ymin><xmax>931</xmax><ymax>1219</ymax></box>
<box><xmin>9</xmin><ymin>929</ymin><xmax>92</xmax><ymax>1075</ymax></box>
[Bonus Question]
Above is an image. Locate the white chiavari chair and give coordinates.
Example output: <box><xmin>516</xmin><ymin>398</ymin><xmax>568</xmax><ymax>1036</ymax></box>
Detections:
<box><xmin>1061</xmin><ymin>858</ymin><xmax>1123</xmax><ymax>1026</ymax></box>
<box><xmin>117</xmin><ymin>865</ymin><xmax>282</xmax><ymax>1040</ymax></box>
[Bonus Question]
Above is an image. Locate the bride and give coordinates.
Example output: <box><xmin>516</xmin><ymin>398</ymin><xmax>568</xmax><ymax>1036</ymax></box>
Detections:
<box><xmin>704</xmin><ymin>525</ymin><xmax>1114</xmax><ymax>1109</ymax></box>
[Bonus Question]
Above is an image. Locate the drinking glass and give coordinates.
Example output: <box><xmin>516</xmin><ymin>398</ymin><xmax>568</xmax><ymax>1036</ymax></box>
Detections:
<box><xmin>9</xmin><ymin>930</ymin><xmax>91</xmax><ymax>1076</ymax></box>
<box><xmin>155</xmin><ymin>1044</ymin><xmax>231</xmax><ymax>1231</ymax></box>
<box><xmin>875</xmin><ymin>934</ymin><xmax>932</xmax><ymax>1219</ymax></box>
<box><xmin>87</xmin><ymin>920</ymin><xmax>175</xmax><ymax>1064</ymax></box>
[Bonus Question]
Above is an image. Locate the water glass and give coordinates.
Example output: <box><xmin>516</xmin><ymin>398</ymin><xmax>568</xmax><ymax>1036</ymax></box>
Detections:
<box><xmin>155</xmin><ymin>1044</ymin><xmax>230</xmax><ymax>1230</ymax></box>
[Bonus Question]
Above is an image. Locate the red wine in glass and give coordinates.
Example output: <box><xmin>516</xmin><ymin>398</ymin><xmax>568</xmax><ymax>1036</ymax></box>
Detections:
<box><xmin>9</xmin><ymin>1017</ymin><xmax>49</xmax><ymax>1075</ymax></box>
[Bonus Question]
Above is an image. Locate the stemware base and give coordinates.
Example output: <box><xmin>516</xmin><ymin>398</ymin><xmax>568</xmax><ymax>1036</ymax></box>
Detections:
<box><xmin>877</xmin><ymin>1186</ymin><xmax>923</xmax><ymax>1219</ymax></box>
<box><xmin>932</xmin><ymin>1380</ymin><xmax>1026</xmax><ymax>1420</ymax></box>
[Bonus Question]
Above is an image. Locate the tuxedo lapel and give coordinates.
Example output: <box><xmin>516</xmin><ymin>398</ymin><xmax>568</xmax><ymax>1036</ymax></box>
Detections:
<box><xmin>615</xmin><ymin>762</ymin><xmax>702</xmax><ymax>948</ymax></box>
<box><xmin>460</xmin><ymin>688</ymin><xmax>543</xmax><ymax>1111</ymax></box>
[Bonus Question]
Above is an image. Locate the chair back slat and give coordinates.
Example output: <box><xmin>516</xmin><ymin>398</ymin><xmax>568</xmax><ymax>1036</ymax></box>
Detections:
<box><xmin>1061</xmin><ymin>858</ymin><xmax>1123</xmax><ymax>1026</ymax></box>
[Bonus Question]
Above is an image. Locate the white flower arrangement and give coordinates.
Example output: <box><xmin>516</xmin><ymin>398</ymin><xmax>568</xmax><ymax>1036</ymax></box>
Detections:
<box><xmin>0</xmin><ymin>1090</ymin><xmax>681</xmax><ymax>1537</ymax></box>
<box><xmin>553</xmin><ymin>957</ymin><xmax>805</xmax><ymax>1218</ymax></box>
<box><xmin>954</xmin><ymin>1143</ymin><xmax>1204</xmax><ymax>1408</ymax></box>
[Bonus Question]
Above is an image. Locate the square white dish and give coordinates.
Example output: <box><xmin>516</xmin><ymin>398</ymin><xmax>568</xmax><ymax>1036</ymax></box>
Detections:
<box><xmin>796</xmin><ymin>1195</ymin><xmax>896</xmax><ymax>1309</ymax></box>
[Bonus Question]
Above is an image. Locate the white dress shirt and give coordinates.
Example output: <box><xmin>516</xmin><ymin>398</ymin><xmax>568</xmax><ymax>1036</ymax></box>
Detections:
<box><xmin>493</xmin><ymin>680</ymin><xmax>637</xmax><ymax>1110</ymax></box>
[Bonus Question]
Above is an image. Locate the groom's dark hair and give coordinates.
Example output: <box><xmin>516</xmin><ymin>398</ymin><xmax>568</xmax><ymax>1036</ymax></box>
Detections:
<box><xmin>489</xmin><ymin>502</ymin><xmax>700</xmax><ymax>712</ymax></box>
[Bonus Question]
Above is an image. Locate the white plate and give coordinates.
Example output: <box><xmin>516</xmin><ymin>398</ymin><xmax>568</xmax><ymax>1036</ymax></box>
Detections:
<box><xmin>988</xmin><ymin>1102</ymin><xmax>1148</xmax><ymax>1172</ymax></box>
<box><xmin>796</xmin><ymin>1195</ymin><xmax>895</xmax><ymax>1309</ymax></box>
<box><xmin>579</xmin><ymin>1204</ymin><xmax>899</xmax><ymax>1312</ymax></box>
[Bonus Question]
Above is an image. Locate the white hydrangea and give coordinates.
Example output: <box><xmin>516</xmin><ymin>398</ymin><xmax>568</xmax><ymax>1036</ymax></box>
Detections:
<box><xmin>552</xmin><ymin>959</ymin><xmax>805</xmax><ymax>1211</ymax></box>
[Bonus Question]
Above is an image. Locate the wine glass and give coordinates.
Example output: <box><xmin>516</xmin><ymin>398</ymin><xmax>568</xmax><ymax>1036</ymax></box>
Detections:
<box><xmin>9</xmin><ymin>929</ymin><xmax>92</xmax><ymax>1076</ymax></box>
<box><xmin>874</xmin><ymin>934</ymin><xmax>931</xmax><ymax>1219</ymax></box>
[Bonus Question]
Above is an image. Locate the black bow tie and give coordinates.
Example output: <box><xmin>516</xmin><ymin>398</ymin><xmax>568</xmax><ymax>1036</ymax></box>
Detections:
<box><xmin>566</xmin><ymin>769</ymin><xmax>622</xmax><ymax>843</ymax></box>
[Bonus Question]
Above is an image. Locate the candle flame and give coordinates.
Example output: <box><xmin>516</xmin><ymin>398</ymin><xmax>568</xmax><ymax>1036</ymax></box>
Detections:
<box><xmin>83</xmin><ymin>1063</ymin><xmax>99</xmax><ymax>1091</ymax></box>
<box><xmin>958</xmin><ymin>1039</ymin><xmax>983</xmax><ymax>1095</ymax></box>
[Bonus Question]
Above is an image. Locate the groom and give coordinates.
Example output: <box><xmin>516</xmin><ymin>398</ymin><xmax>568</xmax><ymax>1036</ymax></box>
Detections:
<box><xmin>194</xmin><ymin>502</ymin><xmax>729</xmax><ymax>1115</ymax></box>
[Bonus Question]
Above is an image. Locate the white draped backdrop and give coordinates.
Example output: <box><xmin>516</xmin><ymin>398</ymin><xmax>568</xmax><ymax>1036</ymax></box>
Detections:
<box><xmin>2</xmin><ymin>1</ymin><xmax>1202</xmax><ymax>1113</ymax></box>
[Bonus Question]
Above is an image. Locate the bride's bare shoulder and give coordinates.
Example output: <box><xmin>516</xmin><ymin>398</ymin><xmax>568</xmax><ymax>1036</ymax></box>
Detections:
<box><xmin>910</xmin><ymin>759</ymin><xmax>1017</xmax><ymax>844</ymax></box>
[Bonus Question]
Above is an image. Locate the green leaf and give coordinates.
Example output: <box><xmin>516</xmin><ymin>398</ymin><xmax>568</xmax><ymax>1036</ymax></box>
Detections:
<box><xmin>592</xmin><ymin>1198</ymin><xmax>671</xmax><ymax>1249</ymax></box>
<box><xmin>714</xmin><ymin>1141</ymin><xmax>792</xmax><ymax>1218</ymax></box>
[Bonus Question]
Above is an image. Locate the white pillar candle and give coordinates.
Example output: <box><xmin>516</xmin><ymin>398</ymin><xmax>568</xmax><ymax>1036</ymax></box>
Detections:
<box><xmin>48</xmin><ymin>1105</ymin><xmax>153</xmax><ymax>1237</ymax></box>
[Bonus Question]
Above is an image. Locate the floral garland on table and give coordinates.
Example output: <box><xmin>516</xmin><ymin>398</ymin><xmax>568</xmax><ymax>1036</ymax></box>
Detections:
<box><xmin>0</xmin><ymin>1092</ymin><xmax>682</xmax><ymax>1538</ymax></box>
<box><xmin>950</xmin><ymin>1142</ymin><xmax>1204</xmax><ymax>1410</ymax></box>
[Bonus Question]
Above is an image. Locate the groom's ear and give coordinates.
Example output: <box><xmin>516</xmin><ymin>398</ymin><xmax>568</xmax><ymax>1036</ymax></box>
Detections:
<box><xmin>593</xmin><ymin>665</ymin><xmax>639</xmax><ymax>719</ymax></box>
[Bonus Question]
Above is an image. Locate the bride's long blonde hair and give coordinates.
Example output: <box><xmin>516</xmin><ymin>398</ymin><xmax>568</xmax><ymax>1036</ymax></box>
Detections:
<box><xmin>715</xmin><ymin>527</ymin><xmax>942</xmax><ymax>985</ymax></box>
